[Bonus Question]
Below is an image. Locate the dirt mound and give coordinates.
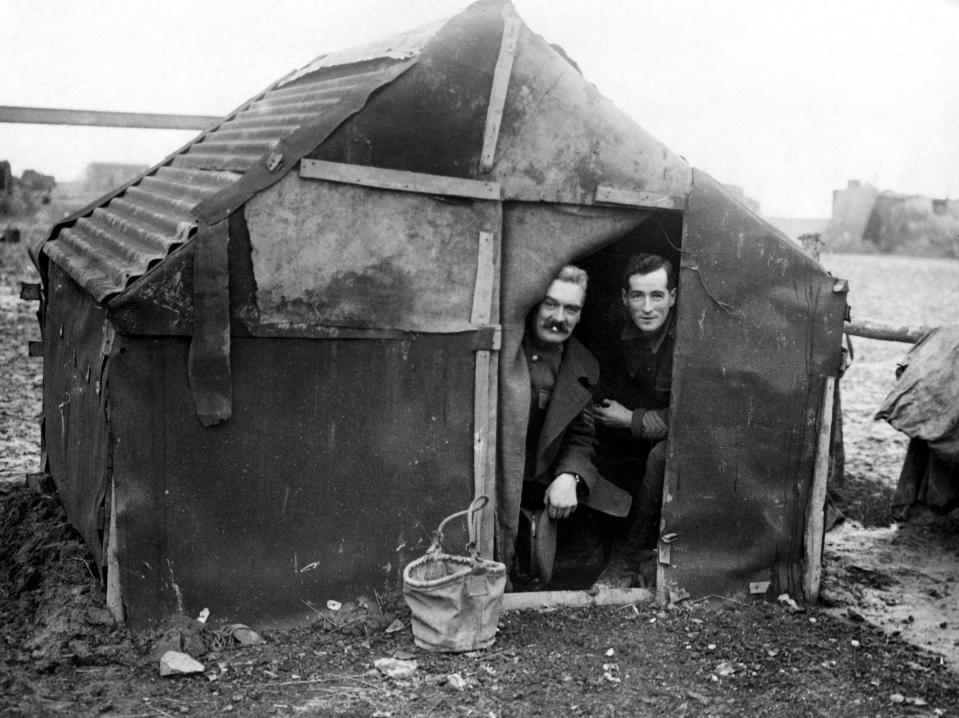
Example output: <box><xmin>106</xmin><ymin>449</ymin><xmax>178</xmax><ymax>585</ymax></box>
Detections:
<box><xmin>0</xmin><ymin>484</ymin><xmax>137</xmax><ymax>713</ymax></box>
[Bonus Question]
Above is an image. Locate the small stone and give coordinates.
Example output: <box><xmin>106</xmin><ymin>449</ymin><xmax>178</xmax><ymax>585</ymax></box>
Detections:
<box><xmin>444</xmin><ymin>673</ymin><xmax>466</xmax><ymax>691</ymax></box>
<box><xmin>374</xmin><ymin>657</ymin><xmax>417</xmax><ymax>680</ymax></box>
<box><xmin>160</xmin><ymin>650</ymin><xmax>204</xmax><ymax>677</ymax></box>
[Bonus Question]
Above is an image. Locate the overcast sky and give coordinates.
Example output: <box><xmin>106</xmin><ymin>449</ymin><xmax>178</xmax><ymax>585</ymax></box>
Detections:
<box><xmin>4</xmin><ymin>0</ymin><xmax>958</xmax><ymax>217</ymax></box>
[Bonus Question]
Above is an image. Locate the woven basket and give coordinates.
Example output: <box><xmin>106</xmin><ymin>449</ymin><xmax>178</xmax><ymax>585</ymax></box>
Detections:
<box><xmin>402</xmin><ymin>496</ymin><xmax>506</xmax><ymax>652</ymax></box>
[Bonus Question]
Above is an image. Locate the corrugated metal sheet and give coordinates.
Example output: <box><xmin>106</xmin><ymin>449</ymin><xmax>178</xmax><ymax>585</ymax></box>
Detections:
<box><xmin>279</xmin><ymin>18</ymin><xmax>446</xmax><ymax>86</ymax></box>
<box><xmin>44</xmin><ymin>61</ymin><xmax>429</xmax><ymax>302</ymax></box>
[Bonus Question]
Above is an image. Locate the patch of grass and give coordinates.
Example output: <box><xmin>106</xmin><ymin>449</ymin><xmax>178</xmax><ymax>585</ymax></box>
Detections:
<box><xmin>831</xmin><ymin>474</ymin><xmax>895</xmax><ymax>527</ymax></box>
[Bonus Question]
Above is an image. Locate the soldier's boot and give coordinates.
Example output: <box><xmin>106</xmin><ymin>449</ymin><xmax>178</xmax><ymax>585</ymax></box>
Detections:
<box><xmin>589</xmin><ymin>515</ymin><xmax>649</xmax><ymax>593</ymax></box>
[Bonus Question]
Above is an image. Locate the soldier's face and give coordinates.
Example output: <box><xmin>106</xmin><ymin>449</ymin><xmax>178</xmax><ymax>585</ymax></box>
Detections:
<box><xmin>533</xmin><ymin>280</ymin><xmax>585</xmax><ymax>345</ymax></box>
<box><xmin>622</xmin><ymin>268</ymin><xmax>675</xmax><ymax>334</ymax></box>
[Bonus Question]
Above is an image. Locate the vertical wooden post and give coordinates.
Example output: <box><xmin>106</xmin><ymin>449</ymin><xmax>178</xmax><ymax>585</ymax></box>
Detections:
<box><xmin>105</xmin><ymin>477</ymin><xmax>125</xmax><ymax>623</ymax></box>
<box><xmin>803</xmin><ymin>376</ymin><xmax>836</xmax><ymax>601</ymax></box>
<box><xmin>471</xmin><ymin>229</ymin><xmax>500</xmax><ymax>558</ymax></box>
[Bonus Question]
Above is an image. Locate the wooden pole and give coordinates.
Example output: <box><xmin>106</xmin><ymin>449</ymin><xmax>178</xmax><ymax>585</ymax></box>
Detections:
<box><xmin>0</xmin><ymin>105</ymin><xmax>217</xmax><ymax>131</ymax></box>
<box><xmin>844</xmin><ymin>319</ymin><xmax>928</xmax><ymax>344</ymax></box>
<box><xmin>803</xmin><ymin>376</ymin><xmax>836</xmax><ymax>602</ymax></box>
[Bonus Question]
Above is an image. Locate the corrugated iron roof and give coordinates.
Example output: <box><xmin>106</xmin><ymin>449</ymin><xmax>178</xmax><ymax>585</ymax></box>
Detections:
<box><xmin>279</xmin><ymin>18</ymin><xmax>446</xmax><ymax>87</ymax></box>
<box><xmin>44</xmin><ymin>56</ymin><xmax>430</xmax><ymax>302</ymax></box>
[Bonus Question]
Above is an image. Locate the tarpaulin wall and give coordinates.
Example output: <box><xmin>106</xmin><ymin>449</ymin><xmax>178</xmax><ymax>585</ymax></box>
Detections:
<box><xmin>662</xmin><ymin>170</ymin><xmax>847</xmax><ymax>600</ymax></box>
<box><xmin>109</xmin><ymin>333</ymin><xmax>477</xmax><ymax>626</ymax></box>
<box><xmin>42</xmin><ymin>262</ymin><xmax>112</xmax><ymax>566</ymax></box>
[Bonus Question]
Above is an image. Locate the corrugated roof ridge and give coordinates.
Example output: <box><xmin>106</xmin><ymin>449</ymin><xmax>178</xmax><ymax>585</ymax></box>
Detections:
<box><xmin>42</xmin><ymin>37</ymin><xmax>425</xmax><ymax>301</ymax></box>
<box><xmin>38</xmin><ymin>67</ymin><xmax>299</xmax><ymax>286</ymax></box>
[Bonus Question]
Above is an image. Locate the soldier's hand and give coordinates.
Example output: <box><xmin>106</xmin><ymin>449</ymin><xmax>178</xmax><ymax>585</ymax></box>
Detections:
<box><xmin>545</xmin><ymin>473</ymin><xmax>579</xmax><ymax>519</ymax></box>
<box><xmin>594</xmin><ymin>399</ymin><xmax>633</xmax><ymax>430</ymax></box>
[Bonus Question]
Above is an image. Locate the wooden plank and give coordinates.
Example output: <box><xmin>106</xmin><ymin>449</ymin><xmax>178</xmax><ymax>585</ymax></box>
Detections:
<box><xmin>300</xmin><ymin>159</ymin><xmax>501</xmax><ymax>201</ymax></box>
<box><xmin>473</xmin><ymin>351</ymin><xmax>493</xmax><ymax>554</ymax></box>
<box><xmin>480</xmin><ymin>349</ymin><xmax>499</xmax><ymax>557</ymax></box>
<box><xmin>105</xmin><ymin>478</ymin><xmax>125</xmax><ymax>623</ymax></box>
<box><xmin>479</xmin><ymin>11</ymin><xmax>522</xmax><ymax>172</ymax></box>
<box><xmin>803</xmin><ymin>376</ymin><xmax>836</xmax><ymax>601</ymax></box>
<box><xmin>0</xmin><ymin>105</ymin><xmax>217</xmax><ymax>130</ymax></box>
<box><xmin>470</xmin><ymin>231</ymin><xmax>496</xmax><ymax>325</ymax></box>
<box><xmin>502</xmin><ymin>587</ymin><xmax>654</xmax><ymax>611</ymax></box>
<box><xmin>594</xmin><ymin>184</ymin><xmax>686</xmax><ymax>210</ymax></box>
<box><xmin>845</xmin><ymin>319</ymin><xmax>928</xmax><ymax>344</ymax></box>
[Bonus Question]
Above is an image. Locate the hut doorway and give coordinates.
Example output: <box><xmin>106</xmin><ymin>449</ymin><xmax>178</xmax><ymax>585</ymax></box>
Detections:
<box><xmin>513</xmin><ymin>211</ymin><xmax>684</xmax><ymax>592</ymax></box>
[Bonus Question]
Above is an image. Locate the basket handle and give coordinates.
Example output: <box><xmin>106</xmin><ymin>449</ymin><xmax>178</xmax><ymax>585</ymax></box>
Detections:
<box><xmin>432</xmin><ymin>495</ymin><xmax>489</xmax><ymax>556</ymax></box>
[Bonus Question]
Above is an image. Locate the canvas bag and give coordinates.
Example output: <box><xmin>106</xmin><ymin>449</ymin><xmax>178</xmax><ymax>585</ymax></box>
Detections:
<box><xmin>402</xmin><ymin>496</ymin><xmax>506</xmax><ymax>652</ymax></box>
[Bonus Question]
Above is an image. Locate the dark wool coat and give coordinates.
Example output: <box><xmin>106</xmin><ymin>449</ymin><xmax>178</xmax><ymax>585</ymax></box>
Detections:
<box><xmin>529</xmin><ymin>336</ymin><xmax>631</xmax><ymax>517</ymax></box>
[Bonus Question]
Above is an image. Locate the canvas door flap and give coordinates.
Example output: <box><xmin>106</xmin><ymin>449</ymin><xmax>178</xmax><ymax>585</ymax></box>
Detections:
<box><xmin>188</xmin><ymin>218</ymin><xmax>231</xmax><ymax>426</ymax></box>
<box><xmin>661</xmin><ymin>169</ymin><xmax>846</xmax><ymax>600</ymax></box>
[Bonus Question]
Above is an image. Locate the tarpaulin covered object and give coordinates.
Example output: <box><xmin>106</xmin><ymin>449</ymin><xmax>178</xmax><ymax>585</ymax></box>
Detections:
<box><xmin>877</xmin><ymin>325</ymin><xmax>959</xmax><ymax>516</ymax></box>
<box><xmin>34</xmin><ymin>0</ymin><xmax>845</xmax><ymax>626</ymax></box>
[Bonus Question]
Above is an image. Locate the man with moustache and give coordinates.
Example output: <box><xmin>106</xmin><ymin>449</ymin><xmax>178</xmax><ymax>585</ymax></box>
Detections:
<box><xmin>591</xmin><ymin>252</ymin><xmax>677</xmax><ymax>590</ymax></box>
<box><xmin>517</xmin><ymin>265</ymin><xmax>630</xmax><ymax>584</ymax></box>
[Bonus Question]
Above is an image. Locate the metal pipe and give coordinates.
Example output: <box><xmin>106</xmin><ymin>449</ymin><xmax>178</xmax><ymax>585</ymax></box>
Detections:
<box><xmin>0</xmin><ymin>105</ymin><xmax>218</xmax><ymax>131</ymax></box>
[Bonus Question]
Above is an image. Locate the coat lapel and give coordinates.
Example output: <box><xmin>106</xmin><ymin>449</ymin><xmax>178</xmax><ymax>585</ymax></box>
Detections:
<box><xmin>536</xmin><ymin>337</ymin><xmax>597</xmax><ymax>465</ymax></box>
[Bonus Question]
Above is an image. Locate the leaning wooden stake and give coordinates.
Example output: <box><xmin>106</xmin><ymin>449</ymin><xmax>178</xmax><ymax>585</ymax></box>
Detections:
<box><xmin>803</xmin><ymin>376</ymin><xmax>836</xmax><ymax>601</ymax></box>
<box><xmin>105</xmin><ymin>478</ymin><xmax>124</xmax><ymax>623</ymax></box>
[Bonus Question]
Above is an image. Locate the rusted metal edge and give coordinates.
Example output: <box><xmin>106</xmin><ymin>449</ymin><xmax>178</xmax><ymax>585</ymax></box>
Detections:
<box><xmin>300</xmin><ymin>158</ymin><xmax>501</xmax><ymax>201</ymax></box>
<box><xmin>502</xmin><ymin>587</ymin><xmax>654</xmax><ymax>611</ymax></box>
<box><xmin>194</xmin><ymin>60</ymin><xmax>418</xmax><ymax>226</ymax></box>
<box><xmin>594</xmin><ymin>184</ymin><xmax>686</xmax><ymax>211</ymax></box>
<box><xmin>844</xmin><ymin>319</ymin><xmax>929</xmax><ymax>344</ymax></box>
<box><xmin>0</xmin><ymin>105</ymin><xmax>218</xmax><ymax>130</ymax></box>
<box><xmin>479</xmin><ymin>9</ymin><xmax>522</xmax><ymax>172</ymax></box>
<box><xmin>803</xmin><ymin>376</ymin><xmax>835</xmax><ymax>602</ymax></box>
<box><xmin>103</xmin><ymin>322</ymin><xmax>502</xmax><ymax>348</ymax></box>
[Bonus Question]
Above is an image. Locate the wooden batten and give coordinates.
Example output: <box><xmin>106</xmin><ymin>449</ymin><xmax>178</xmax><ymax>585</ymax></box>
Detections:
<box><xmin>299</xmin><ymin>159</ymin><xmax>501</xmax><ymax>201</ymax></box>
<box><xmin>803</xmin><ymin>376</ymin><xmax>836</xmax><ymax>601</ymax></box>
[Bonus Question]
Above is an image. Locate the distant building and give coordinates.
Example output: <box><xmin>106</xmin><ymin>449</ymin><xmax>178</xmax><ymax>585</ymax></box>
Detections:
<box><xmin>82</xmin><ymin>163</ymin><xmax>149</xmax><ymax>195</ymax></box>
<box><xmin>0</xmin><ymin>160</ymin><xmax>56</xmax><ymax>216</ymax></box>
<box><xmin>826</xmin><ymin>180</ymin><xmax>958</xmax><ymax>257</ymax></box>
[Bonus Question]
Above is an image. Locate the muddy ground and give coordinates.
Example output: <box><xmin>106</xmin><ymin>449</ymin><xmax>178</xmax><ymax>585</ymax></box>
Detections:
<box><xmin>2</xmin><ymin>229</ymin><xmax>959</xmax><ymax>716</ymax></box>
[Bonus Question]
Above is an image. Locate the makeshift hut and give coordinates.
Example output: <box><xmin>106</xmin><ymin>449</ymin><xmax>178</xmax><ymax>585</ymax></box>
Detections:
<box><xmin>32</xmin><ymin>0</ymin><xmax>847</xmax><ymax>627</ymax></box>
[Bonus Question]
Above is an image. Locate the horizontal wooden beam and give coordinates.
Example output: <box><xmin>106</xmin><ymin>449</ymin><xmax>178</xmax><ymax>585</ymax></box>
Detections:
<box><xmin>502</xmin><ymin>587</ymin><xmax>654</xmax><ymax>611</ymax></box>
<box><xmin>594</xmin><ymin>184</ymin><xmax>686</xmax><ymax>211</ymax></box>
<box><xmin>844</xmin><ymin>319</ymin><xmax>929</xmax><ymax>344</ymax></box>
<box><xmin>0</xmin><ymin>105</ymin><xmax>217</xmax><ymax>130</ymax></box>
<box><xmin>300</xmin><ymin>159</ymin><xmax>501</xmax><ymax>201</ymax></box>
